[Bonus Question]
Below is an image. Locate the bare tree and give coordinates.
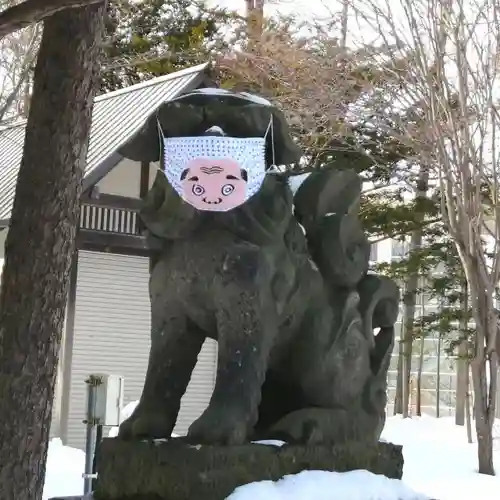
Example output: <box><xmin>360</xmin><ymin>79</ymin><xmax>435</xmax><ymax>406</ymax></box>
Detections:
<box><xmin>219</xmin><ymin>15</ymin><xmax>408</xmax><ymax>166</ymax></box>
<box><xmin>0</xmin><ymin>1</ymin><xmax>41</xmax><ymax>121</ymax></box>
<box><xmin>0</xmin><ymin>1</ymin><xmax>103</xmax><ymax>122</ymax></box>
<box><xmin>353</xmin><ymin>0</ymin><xmax>500</xmax><ymax>475</ymax></box>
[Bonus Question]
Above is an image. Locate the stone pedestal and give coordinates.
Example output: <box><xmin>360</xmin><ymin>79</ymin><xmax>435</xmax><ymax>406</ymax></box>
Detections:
<box><xmin>93</xmin><ymin>438</ymin><xmax>404</xmax><ymax>500</ymax></box>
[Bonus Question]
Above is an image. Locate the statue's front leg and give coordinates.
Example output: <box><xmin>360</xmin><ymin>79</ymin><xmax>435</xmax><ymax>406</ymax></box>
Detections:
<box><xmin>187</xmin><ymin>247</ymin><xmax>277</xmax><ymax>445</ymax></box>
<box><xmin>119</xmin><ymin>304</ymin><xmax>205</xmax><ymax>440</ymax></box>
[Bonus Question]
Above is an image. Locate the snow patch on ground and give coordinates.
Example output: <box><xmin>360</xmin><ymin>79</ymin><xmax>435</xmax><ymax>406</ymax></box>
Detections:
<box><xmin>43</xmin><ymin>439</ymin><xmax>85</xmax><ymax>499</ymax></box>
<box><xmin>380</xmin><ymin>415</ymin><xmax>500</xmax><ymax>500</ymax></box>
<box><xmin>227</xmin><ymin>469</ymin><xmax>429</xmax><ymax>500</ymax></box>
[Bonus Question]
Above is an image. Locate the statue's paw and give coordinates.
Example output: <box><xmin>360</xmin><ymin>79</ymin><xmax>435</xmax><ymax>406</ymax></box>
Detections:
<box><xmin>117</xmin><ymin>410</ymin><xmax>175</xmax><ymax>440</ymax></box>
<box><xmin>187</xmin><ymin>406</ymin><xmax>250</xmax><ymax>445</ymax></box>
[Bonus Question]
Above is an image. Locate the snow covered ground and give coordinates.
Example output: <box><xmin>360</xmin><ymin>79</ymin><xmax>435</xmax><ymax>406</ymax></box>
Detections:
<box><xmin>44</xmin><ymin>438</ymin><xmax>85</xmax><ymax>499</ymax></box>
<box><xmin>227</xmin><ymin>469</ymin><xmax>428</xmax><ymax>500</ymax></box>
<box><xmin>43</xmin><ymin>414</ymin><xmax>500</xmax><ymax>500</ymax></box>
<box><xmin>380</xmin><ymin>415</ymin><xmax>500</xmax><ymax>500</ymax></box>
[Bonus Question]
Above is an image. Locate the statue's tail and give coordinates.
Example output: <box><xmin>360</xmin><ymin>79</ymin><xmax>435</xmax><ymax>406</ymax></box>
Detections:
<box><xmin>371</xmin><ymin>326</ymin><xmax>395</xmax><ymax>381</ymax></box>
<box><xmin>356</xmin><ymin>274</ymin><xmax>400</xmax><ymax>417</ymax></box>
<box><xmin>357</xmin><ymin>274</ymin><xmax>400</xmax><ymax>350</ymax></box>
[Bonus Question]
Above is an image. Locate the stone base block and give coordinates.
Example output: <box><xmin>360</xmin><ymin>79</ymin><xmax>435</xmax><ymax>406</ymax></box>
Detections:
<box><xmin>94</xmin><ymin>437</ymin><xmax>404</xmax><ymax>500</ymax></box>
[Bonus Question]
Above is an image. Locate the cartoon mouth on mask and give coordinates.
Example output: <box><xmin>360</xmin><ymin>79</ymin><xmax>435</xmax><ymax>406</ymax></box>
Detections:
<box><xmin>180</xmin><ymin>159</ymin><xmax>248</xmax><ymax>211</ymax></box>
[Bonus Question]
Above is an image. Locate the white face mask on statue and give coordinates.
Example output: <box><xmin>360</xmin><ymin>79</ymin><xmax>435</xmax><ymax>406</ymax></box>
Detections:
<box><xmin>159</xmin><ymin>119</ymin><xmax>273</xmax><ymax>212</ymax></box>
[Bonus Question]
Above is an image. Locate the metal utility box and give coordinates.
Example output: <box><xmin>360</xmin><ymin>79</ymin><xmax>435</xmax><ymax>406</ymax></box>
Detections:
<box><xmin>91</xmin><ymin>374</ymin><xmax>125</xmax><ymax>426</ymax></box>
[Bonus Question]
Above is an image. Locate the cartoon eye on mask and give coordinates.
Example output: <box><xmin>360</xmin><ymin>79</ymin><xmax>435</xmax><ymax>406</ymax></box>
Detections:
<box><xmin>192</xmin><ymin>184</ymin><xmax>205</xmax><ymax>196</ymax></box>
<box><xmin>221</xmin><ymin>184</ymin><xmax>235</xmax><ymax>196</ymax></box>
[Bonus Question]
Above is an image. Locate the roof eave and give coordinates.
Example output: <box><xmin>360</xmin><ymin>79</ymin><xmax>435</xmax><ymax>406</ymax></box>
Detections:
<box><xmin>0</xmin><ymin>63</ymin><xmax>211</xmax><ymax>227</ymax></box>
<box><xmin>80</xmin><ymin>63</ymin><xmax>209</xmax><ymax>192</ymax></box>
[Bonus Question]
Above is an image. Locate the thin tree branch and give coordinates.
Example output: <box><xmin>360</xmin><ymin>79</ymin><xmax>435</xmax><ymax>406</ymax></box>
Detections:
<box><xmin>0</xmin><ymin>22</ymin><xmax>40</xmax><ymax>121</ymax></box>
<box><xmin>368</xmin><ymin>216</ymin><xmax>442</xmax><ymax>244</ymax></box>
<box><xmin>0</xmin><ymin>58</ymin><xmax>31</xmax><ymax>120</ymax></box>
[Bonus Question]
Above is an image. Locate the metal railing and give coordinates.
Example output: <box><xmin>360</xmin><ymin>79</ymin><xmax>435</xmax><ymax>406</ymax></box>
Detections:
<box><xmin>79</xmin><ymin>203</ymin><xmax>140</xmax><ymax>236</ymax></box>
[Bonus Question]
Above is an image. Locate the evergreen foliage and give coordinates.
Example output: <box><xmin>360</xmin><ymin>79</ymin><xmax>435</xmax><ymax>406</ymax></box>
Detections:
<box><xmin>101</xmin><ymin>0</ymin><xmax>232</xmax><ymax>91</ymax></box>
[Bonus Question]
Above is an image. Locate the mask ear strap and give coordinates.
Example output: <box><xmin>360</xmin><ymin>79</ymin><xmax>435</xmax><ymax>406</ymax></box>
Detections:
<box><xmin>265</xmin><ymin>113</ymin><xmax>286</xmax><ymax>174</ymax></box>
<box><xmin>156</xmin><ymin>115</ymin><xmax>166</xmax><ymax>173</ymax></box>
<box><xmin>263</xmin><ymin>113</ymin><xmax>276</xmax><ymax>168</ymax></box>
<box><xmin>157</xmin><ymin>115</ymin><xmax>165</xmax><ymax>141</ymax></box>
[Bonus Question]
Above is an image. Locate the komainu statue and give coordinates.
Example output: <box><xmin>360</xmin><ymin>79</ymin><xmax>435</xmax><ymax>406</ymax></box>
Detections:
<box><xmin>118</xmin><ymin>89</ymin><xmax>400</xmax><ymax>447</ymax></box>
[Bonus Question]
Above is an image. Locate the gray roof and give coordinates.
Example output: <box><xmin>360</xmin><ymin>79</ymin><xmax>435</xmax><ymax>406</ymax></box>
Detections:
<box><xmin>0</xmin><ymin>62</ymin><xmax>208</xmax><ymax>223</ymax></box>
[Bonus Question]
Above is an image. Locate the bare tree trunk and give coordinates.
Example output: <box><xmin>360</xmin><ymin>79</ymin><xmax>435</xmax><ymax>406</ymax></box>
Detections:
<box><xmin>394</xmin><ymin>328</ymin><xmax>404</xmax><ymax>415</ymax></box>
<box><xmin>396</xmin><ymin>166</ymin><xmax>429</xmax><ymax>418</ymax></box>
<box><xmin>436</xmin><ymin>332</ymin><xmax>442</xmax><ymax>418</ymax></box>
<box><xmin>466</xmin><ymin>362</ymin><xmax>473</xmax><ymax>444</ymax></box>
<box><xmin>416</xmin><ymin>280</ymin><xmax>425</xmax><ymax>417</ymax></box>
<box><xmin>456</xmin><ymin>281</ymin><xmax>469</xmax><ymax>425</ymax></box>
<box><xmin>416</xmin><ymin>338</ymin><xmax>424</xmax><ymax>416</ymax></box>
<box><xmin>245</xmin><ymin>0</ymin><xmax>264</xmax><ymax>49</ymax></box>
<box><xmin>468</xmin><ymin>279</ymin><xmax>497</xmax><ymax>475</ymax></box>
<box><xmin>395</xmin><ymin>287</ymin><xmax>416</xmax><ymax>418</ymax></box>
<box><xmin>408</xmin><ymin>375</ymin><xmax>415</xmax><ymax>416</ymax></box>
<box><xmin>340</xmin><ymin>0</ymin><xmax>349</xmax><ymax>48</ymax></box>
<box><xmin>0</xmin><ymin>3</ymin><xmax>105</xmax><ymax>499</ymax></box>
<box><xmin>471</xmin><ymin>359</ymin><xmax>495</xmax><ymax>474</ymax></box>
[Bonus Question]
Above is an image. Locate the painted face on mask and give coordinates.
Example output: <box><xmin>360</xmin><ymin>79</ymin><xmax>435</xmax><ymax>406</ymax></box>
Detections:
<box><xmin>162</xmin><ymin>121</ymin><xmax>272</xmax><ymax>212</ymax></box>
<box><xmin>180</xmin><ymin>157</ymin><xmax>248</xmax><ymax>211</ymax></box>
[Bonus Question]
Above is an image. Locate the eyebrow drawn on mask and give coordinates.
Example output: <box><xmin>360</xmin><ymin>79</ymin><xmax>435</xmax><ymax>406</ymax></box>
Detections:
<box><xmin>200</xmin><ymin>166</ymin><xmax>224</xmax><ymax>174</ymax></box>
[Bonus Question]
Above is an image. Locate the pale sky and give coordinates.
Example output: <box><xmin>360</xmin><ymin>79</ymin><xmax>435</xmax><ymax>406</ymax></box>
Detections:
<box><xmin>209</xmin><ymin>0</ymin><xmax>332</xmax><ymax>19</ymax></box>
<box><xmin>206</xmin><ymin>0</ymin><xmax>391</xmax><ymax>49</ymax></box>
